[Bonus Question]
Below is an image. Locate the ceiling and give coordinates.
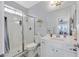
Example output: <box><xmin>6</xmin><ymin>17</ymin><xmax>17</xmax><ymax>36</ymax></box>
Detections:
<box><xmin>28</xmin><ymin>1</ymin><xmax>76</xmax><ymax>17</ymax></box>
<box><xmin>15</xmin><ymin>1</ymin><xmax>40</xmax><ymax>9</ymax></box>
<box><xmin>14</xmin><ymin>1</ymin><xmax>76</xmax><ymax>18</ymax></box>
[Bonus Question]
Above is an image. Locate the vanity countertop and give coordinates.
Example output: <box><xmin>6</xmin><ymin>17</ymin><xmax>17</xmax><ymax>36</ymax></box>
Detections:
<box><xmin>42</xmin><ymin>34</ymin><xmax>76</xmax><ymax>44</ymax></box>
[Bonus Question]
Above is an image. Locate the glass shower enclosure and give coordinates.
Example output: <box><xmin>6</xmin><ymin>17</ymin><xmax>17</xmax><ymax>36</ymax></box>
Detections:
<box><xmin>4</xmin><ymin>4</ymin><xmax>36</xmax><ymax>57</ymax></box>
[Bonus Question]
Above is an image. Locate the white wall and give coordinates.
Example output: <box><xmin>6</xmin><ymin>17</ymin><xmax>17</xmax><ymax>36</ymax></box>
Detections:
<box><xmin>0</xmin><ymin>2</ymin><xmax>4</xmax><ymax>55</ymax></box>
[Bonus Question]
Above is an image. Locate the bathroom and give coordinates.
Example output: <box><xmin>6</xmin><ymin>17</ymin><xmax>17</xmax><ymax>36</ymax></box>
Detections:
<box><xmin>0</xmin><ymin>1</ymin><xmax>79</xmax><ymax>57</ymax></box>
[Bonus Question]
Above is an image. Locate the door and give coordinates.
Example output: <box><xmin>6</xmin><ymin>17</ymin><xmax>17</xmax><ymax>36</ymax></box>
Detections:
<box><xmin>4</xmin><ymin>12</ymin><xmax>22</xmax><ymax>56</ymax></box>
<box><xmin>23</xmin><ymin>16</ymin><xmax>35</xmax><ymax>50</ymax></box>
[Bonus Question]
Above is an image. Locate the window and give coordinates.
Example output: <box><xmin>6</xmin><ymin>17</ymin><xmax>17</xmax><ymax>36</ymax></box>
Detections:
<box><xmin>57</xmin><ymin>19</ymin><xmax>68</xmax><ymax>35</ymax></box>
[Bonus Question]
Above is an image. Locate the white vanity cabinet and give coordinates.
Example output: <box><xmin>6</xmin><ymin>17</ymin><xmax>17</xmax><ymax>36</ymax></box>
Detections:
<box><xmin>40</xmin><ymin>37</ymin><xmax>77</xmax><ymax>57</ymax></box>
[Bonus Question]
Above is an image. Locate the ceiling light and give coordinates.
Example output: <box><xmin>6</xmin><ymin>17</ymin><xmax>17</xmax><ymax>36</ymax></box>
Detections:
<box><xmin>50</xmin><ymin>0</ymin><xmax>62</xmax><ymax>6</ymax></box>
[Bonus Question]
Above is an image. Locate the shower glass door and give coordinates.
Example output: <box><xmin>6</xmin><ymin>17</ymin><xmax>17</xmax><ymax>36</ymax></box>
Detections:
<box><xmin>4</xmin><ymin>5</ymin><xmax>22</xmax><ymax>56</ymax></box>
<box><xmin>23</xmin><ymin>15</ymin><xmax>35</xmax><ymax>50</ymax></box>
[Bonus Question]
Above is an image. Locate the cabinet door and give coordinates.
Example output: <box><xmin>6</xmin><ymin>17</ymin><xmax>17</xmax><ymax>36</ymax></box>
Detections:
<box><xmin>60</xmin><ymin>49</ymin><xmax>77</xmax><ymax>57</ymax></box>
<box><xmin>40</xmin><ymin>40</ymin><xmax>47</xmax><ymax>57</ymax></box>
<box><xmin>41</xmin><ymin>40</ymin><xmax>56</xmax><ymax>57</ymax></box>
<box><xmin>45</xmin><ymin>45</ymin><xmax>56</xmax><ymax>57</ymax></box>
<box><xmin>46</xmin><ymin>43</ymin><xmax>64</xmax><ymax>57</ymax></box>
<box><xmin>40</xmin><ymin>40</ymin><xmax>59</xmax><ymax>57</ymax></box>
